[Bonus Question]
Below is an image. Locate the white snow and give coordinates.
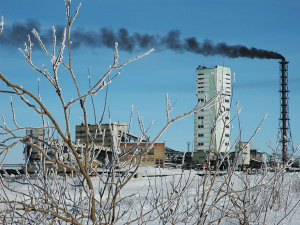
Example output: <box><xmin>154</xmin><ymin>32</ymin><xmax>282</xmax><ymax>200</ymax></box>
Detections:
<box><xmin>1</xmin><ymin>167</ymin><xmax>300</xmax><ymax>224</ymax></box>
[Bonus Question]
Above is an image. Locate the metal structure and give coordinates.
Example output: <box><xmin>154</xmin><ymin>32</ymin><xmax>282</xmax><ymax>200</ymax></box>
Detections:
<box><xmin>0</xmin><ymin>164</ymin><xmax>24</xmax><ymax>169</ymax></box>
<box><xmin>278</xmin><ymin>58</ymin><xmax>293</xmax><ymax>164</ymax></box>
<box><xmin>187</xmin><ymin>141</ymin><xmax>191</xmax><ymax>152</ymax></box>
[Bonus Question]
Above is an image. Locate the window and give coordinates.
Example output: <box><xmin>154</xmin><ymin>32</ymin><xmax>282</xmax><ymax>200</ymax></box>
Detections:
<box><xmin>225</xmin><ymin>143</ymin><xmax>229</xmax><ymax>146</ymax></box>
<box><xmin>198</xmin><ymin>99</ymin><xmax>204</xmax><ymax>102</ymax></box>
<box><xmin>198</xmin><ymin>73</ymin><xmax>204</xmax><ymax>76</ymax></box>
<box><xmin>198</xmin><ymin>134</ymin><xmax>204</xmax><ymax>137</ymax></box>
<box><xmin>198</xmin><ymin>82</ymin><xmax>204</xmax><ymax>84</ymax></box>
<box><xmin>198</xmin><ymin>143</ymin><xmax>204</xmax><ymax>146</ymax></box>
<box><xmin>225</xmin><ymin>134</ymin><xmax>230</xmax><ymax>137</ymax></box>
<box><xmin>198</xmin><ymin>125</ymin><xmax>204</xmax><ymax>128</ymax></box>
<box><xmin>225</xmin><ymin>117</ymin><xmax>229</xmax><ymax>120</ymax></box>
<box><xmin>226</xmin><ymin>108</ymin><xmax>230</xmax><ymax>111</ymax></box>
<box><xmin>226</xmin><ymin>125</ymin><xmax>230</xmax><ymax>128</ymax></box>
<box><xmin>148</xmin><ymin>148</ymin><xmax>154</xmax><ymax>155</ymax></box>
<box><xmin>198</xmin><ymin>116</ymin><xmax>204</xmax><ymax>119</ymax></box>
<box><xmin>198</xmin><ymin>78</ymin><xmax>204</xmax><ymax>80</ymax></box>
<box><xmin>225</xmin><ymin>99</ymin><xmax>229</xmax><ymax>103</ymax></box>
<box><xmin>76</xmin><ymin>130</ymin><xmax>85</xmax><ymax>134</ymax></box>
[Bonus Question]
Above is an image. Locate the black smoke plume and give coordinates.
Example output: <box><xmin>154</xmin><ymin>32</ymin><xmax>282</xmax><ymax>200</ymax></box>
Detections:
<box><xmin>0</xmin><ymin>19</ymin><xmax>284</xmax><ymax>60</ymax></box>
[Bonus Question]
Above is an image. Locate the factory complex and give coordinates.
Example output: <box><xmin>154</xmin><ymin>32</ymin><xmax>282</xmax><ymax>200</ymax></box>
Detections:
<box><xmin>1</xmin><ymin>62</ymin><xmax>296</xmax><ymax>175</ymax></box>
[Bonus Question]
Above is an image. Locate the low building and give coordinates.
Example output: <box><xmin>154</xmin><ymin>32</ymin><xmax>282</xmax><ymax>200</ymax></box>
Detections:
<box><xmin>25</xmin><ymin>124</ymin><xmax>166</xmax><ymax>170</ymax></box>
<box><xmin>165</xmin><ymin>147</ymin><xmax>184</xmax><ymax>164</ymax></box>
<box><xmin>119</xmin><ymin>142</ymin><xmax>165</xmax><ymax>167</ymax></box>
<box><xmin>250</xmin><ymin>149</ymin><xmax>263</xmax><ymax>162</ymax></box>
<box><xmin>235</xmin><ymin>141</ymin><xmax>250</xmax><ymax>170</ymax></box>
<box><xmin>193</xmin><ymin>150</ymin><xmax>207</xmax><ymax>166</ymax></box>
<box><xmin>24</xmin><ymin>128</ymin><xmax>112</xmax><ymax>172</ymax></box>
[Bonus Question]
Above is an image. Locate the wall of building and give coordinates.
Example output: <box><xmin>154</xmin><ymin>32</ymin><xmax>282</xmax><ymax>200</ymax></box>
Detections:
<box><xmin>250</xmin><ymin>149</ymin><xmax>263</xmax><ymax>162</ymax></box>
<box><xmin>119</xmin><ymin>143</ymin><xmax>165</xmax><ymax>167</ymax></box>
<box><xmin>25</xmin><ymin>125</ymin><xmax>164</xmax><ymax>169</ymax></box>
<box><xmin>25</xmin><ymin>128</ymin><xmax>44</xmax><ymax>162</ymax></box>
<box><xmin>193</xmin><ymin>150</ymin><xmax>207</xmax><ymax>165</ymax></box>
<box><xmin>235</xmin><ymin>141</ymin><xmax>250</xmax><ymax>170</ymax></box>
<box><xmin>75</xmin><ymin>122</ymin><xmax>128</xmax><ymax>147</ymax></box>
<box><xmin>194</xmin><ymin>65</ymin><xmax>231</xmax><ymax>158</ymax></box>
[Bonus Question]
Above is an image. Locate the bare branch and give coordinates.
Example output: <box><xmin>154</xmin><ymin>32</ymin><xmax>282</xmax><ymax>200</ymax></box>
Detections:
<box><xmin>32</xmin><ymin>28</ymin><xmax>52</xmax><ymax>58</ymax></box>
<box><xmin>0</xmin><ymin>14</ymin><xmax>3</xmax><ymax>36</ymax></box>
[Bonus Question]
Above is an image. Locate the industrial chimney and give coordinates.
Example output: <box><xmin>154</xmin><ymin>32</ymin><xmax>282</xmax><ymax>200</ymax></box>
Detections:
<box><xmin>278</xmin><ymin>58</ymin><xmax>293</xmax><ymax>164</ymax></box>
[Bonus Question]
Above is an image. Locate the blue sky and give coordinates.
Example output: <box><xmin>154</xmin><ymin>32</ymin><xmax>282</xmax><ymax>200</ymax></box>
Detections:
<box><xmin>1</xmin><ymin>0</ymin><xmax>300</xmax><ymax>163</ymax></box>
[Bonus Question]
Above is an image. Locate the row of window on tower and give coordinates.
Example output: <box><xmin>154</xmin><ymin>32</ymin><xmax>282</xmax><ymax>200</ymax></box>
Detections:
<box><xmin>197</xmin><ymin>133</ymin><xmax>230</xmax><ymax>137</ymax></box>
<box><xmin>197</xmin><ymin>142</ymin><xmax>230</xmax><ymax>146</ymax></box>
<box><xmin>198</xmin><ymin>124</ymin><xmax>230</xmax><ymax>129</ymax></box>
<box><xmin>197</xmin><ymin>116</ymin><xmax>230</xmax><ymax>120</ymax></box>
<box><xmin>198</xmin><ymin>98</ymin><xmax>230</xmax><ymax>103</ymax></box>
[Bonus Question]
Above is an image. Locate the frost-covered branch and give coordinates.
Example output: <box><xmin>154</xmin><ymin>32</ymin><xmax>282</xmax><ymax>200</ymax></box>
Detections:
<box><xmin>0</xmin><ymin>14</ymin><xmax>3</xmax><ymax>36</ymax></box>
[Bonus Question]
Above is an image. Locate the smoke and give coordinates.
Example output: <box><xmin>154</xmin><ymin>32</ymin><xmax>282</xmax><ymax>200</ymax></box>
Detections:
<box><xmin>0</xmin><ymin>19</ymin><xmax>284</xmax><ymax>60</ymax></box>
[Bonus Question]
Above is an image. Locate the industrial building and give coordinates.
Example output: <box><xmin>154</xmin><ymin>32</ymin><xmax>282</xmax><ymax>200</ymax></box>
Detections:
<box><xmin>193</xmin><ymin>65</ymin><xmax>231</xmax><ymax>164</ymax></box>
<box><xmin>75</xmin><ymin>122</ymin><xmax>128</xmax><ymax>148</ymax></box>
<box><xmin>24</xmin><ymin>128</ymin><xmax>45</xmax><ymax>163</ymax></box>
<box><xmin>75</xmin><ymin>123</ymin><xmax>165</xmax><ymax>167</ymax></box>
<box><xmin>24</xmin><ymin>124</ymin><xmax>166</xmax><ymax>169</ymax></box>
<box><xmin>235</xmin><ymin>141</ymin><xmax>251</xmax><ymax>170</ymax></box>
<box><xmin>119</xmin><ymin>142</ymin><xmax>165</xmax><ymax>167</ymax></box>
<box><xmin>232</xmin><ymin>141</ymin><xmax>271</xmax><ymax>171</ymax></box>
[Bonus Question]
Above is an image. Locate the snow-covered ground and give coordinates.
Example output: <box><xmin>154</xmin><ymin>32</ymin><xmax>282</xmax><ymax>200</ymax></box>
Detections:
<box><xmin>112</xmin><ymin>167</ymin><xmax>300</xmax><ymax>224</ymax></box>
<box><xmin>2</xmin><ymin>167</ymin><xmax>300</xmax><ymax>224</ymax></box>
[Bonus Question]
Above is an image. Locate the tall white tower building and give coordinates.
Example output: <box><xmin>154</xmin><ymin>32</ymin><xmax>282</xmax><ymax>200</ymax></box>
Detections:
<box><xmin>194</xmin><ymin>65</ymin><xmax>231</xmax><ymax>160</ymax></box>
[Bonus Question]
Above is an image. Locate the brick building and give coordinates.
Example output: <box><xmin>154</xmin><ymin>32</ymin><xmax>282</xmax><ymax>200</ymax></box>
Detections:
<box><xmin>119</xmin><ymin>142</ymin><xmax>165</xmax><ymax>167</ymax></box>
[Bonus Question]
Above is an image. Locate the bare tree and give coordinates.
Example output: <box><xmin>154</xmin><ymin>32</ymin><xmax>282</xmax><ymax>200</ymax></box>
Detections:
<box><xmin>0</xmin><ymin>1</ymin><xmax>220</xmax><ymax>224</ymax></box>
<box><xmin>0</xmin><ymin>1</ymin><xmax>299</xmax><ymax>225</ymax></box>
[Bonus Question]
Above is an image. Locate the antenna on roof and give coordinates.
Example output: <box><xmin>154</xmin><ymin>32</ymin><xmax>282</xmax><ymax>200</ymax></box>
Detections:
<box><xmin>187</xmin><ymin>141</ymin><xmax>191</xmax><ymax>152</ymax></box>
